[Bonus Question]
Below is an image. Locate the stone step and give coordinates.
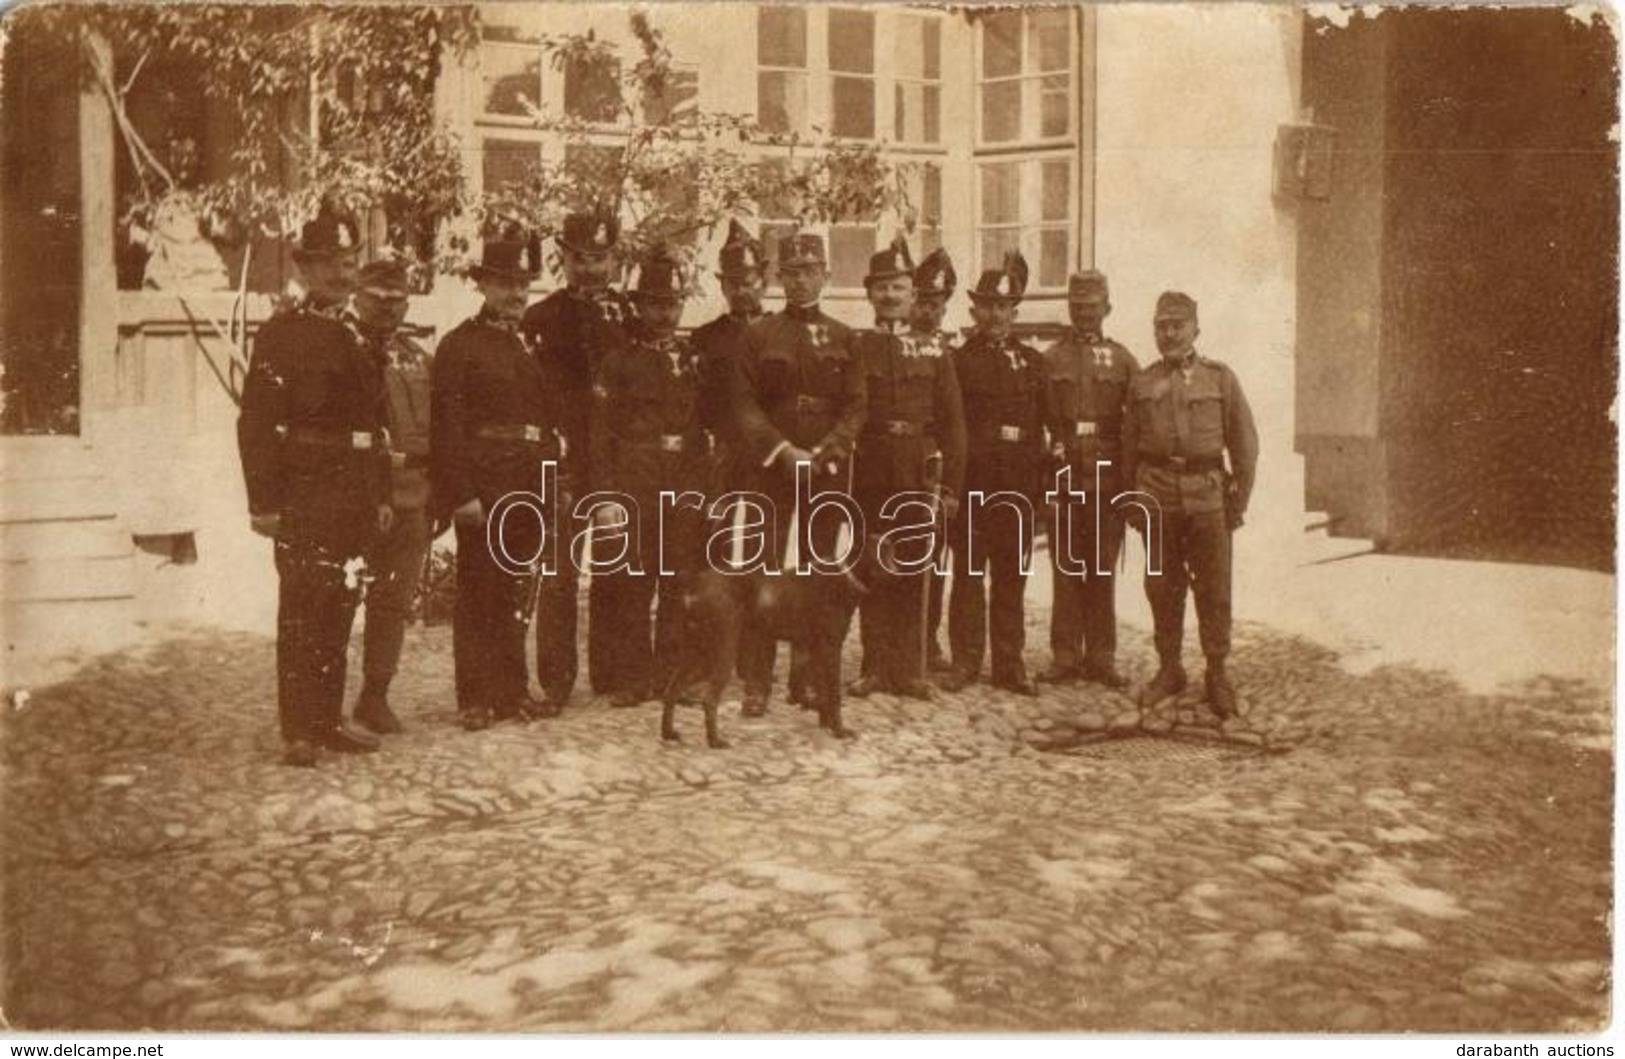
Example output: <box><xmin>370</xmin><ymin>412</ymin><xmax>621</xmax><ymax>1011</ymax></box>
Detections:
<box><xmin>0</xmin><ymin>477</ymin><xmax>123</xmax><ymax>524</ymax></box>
<box><xmin>1</xmin><ymin>554</ymin><xmax>136</xmax><ymax>603</ymax></box>
<box><xmin>0</xmin><ymin>518</ymin><xmax>132</xmax><ymax>561</ymax></box>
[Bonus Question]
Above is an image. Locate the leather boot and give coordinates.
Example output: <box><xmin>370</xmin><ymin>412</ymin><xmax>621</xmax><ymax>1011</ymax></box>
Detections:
<box><xmin>354</xmin><ymin>682</ymin><xmax>403</xmax><ymax>735</ymax></box>
<box><xmin>1204</xmin><ymin>662</ymin><xmax>1237</xmax><ymax>720</ymax></box>
<box><xmin>318</xmin><ymin>720</ymin><xmax>381</xmax><ymax>754</ymax></box>
<box><xmin>1138</xmin><ymin>663</ymin><xmax>1188</xmax><ymax>709</ymax></box>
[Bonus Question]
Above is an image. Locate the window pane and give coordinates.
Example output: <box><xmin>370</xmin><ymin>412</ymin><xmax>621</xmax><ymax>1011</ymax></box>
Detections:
<box><xmin>758</xmin><ymin>6</ymin><xmax>806</xmax><ymax>68</ymax></box>
<box><xmin>1040</xmin><ymin>74</ymin><xmax>1070</xmax><ymax>138</ymax></box>
<box><xmin>924</xmin><ymin>19</ymin><xmax>941</xmax><ymax>79</ymax></box>
<box><xmin>981</xmin><ymin>79</ymin><xmax>1020</xmax><ymax>143</ymax></box>
<box><xmin>895</xmin><ymin>15</ymin><xmax>940</xmax><ymax>80</ymax></box>
<box><xmin>978</xmin><ymin>227</ymin><xmax>1020</xmax><ymax>275</ymax></box>
<box><xmin>832</xmin><ymin>76</ymin><xmax>874</xmax><ymax>139</ymax></box>
<box><xmin>565</xmin><ymin>143</ymin><xmax>621</xmax><ymax>188</ymax></box>
<box><xmin>1030</xmin><ymin>9</ymin><xmax>1071</xmax><ymax>72</ymax></box>
<box><xmin>923</xmin><ymin>164</ymin><xmax>942</xmax><ymax>223</ymax></box>
<box><xmin>918</xmin><ymin>227</ymin><xmax>943</xmax><ymax>255</ymax></box>
<box><xmin>644</xmin><ymin>65</ymin><xmax>698</xmax><ymax>125</ymax></box>
<box><xmin>1039</xmin><ymin>228</ymin><xmax>1070</xmax><ymax>287</ymax></box>
<box><xmin>565</xmin><ymin>56</ymin><xmax>622</xmax><ymax>123</ymax></box>
<box><xmin>829</xmin><ymin>10</ymin><xmax>874</xmax><ymax>74</ymax></box>
<box><xmin>982</xmin><ymin>12</ymin><xmax>1021</xmax><ymax>78</ymax></box>
<box><xmin>894</xmin><ymin>82</ymin><xmax>939</xmax><ymax>145</ymax></box>
<box><xmin>830</xmin><ymin>225</ymin><xmax>875</xmax><ymax>287</ymax></box>
<box><xmin>483</xmin><ymin>138</ymin><xmax>539</xmax><ymax>192</ymax></box>
<box><xmin>481</xmin><ymin>45</ymin><xmax>541</xmax><ymax>117</ymax></box>
<box><xmin>980</xmin><ymin>163</ymin><xmax>1019</xmax><ymax>225</ymax></box>
<box><xmin>758</xmin><ymin>70</ymin><xmax>807</xmax><ymax>134</ymax></box>
<box><xmin>1041</xmin><ymin>159</ymin><xmax>1070</xmax><ymax>221</ymax></box>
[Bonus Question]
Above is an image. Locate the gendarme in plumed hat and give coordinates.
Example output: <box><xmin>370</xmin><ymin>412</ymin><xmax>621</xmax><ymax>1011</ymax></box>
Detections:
<box><xmin>470</xmin><ymin>223</ymin><xmax>541</xmax><ymax>284</ymax></box>
<box><xmin>560</xmin><ymin>211</ymin><xmax>620</xmax><ymax>256</ymax></box>
<box><xmin>292</xmin><ymin>202</ymin><xmax>362</xmax><ymax>263</ymax></box>
<box><xmin>967</xmin><ymin>249</ymin><xmax>1029</xmax><ymax>304</ymax></box>
<box><xmin>717</xmin><ymin>218</ymin><xmax>765</xmax><ymax>278</ymax></box>
<box><xmin>630</xmin><ymin>248</ymin><xmax>690</xmax><ymax>301</ymax></box>
<box><xmin>913</xmin><ymin>247</ymin><xmax>957</xmax><ymax>299</ymax></box>
<box><xmin>864</xmin><ymin>235</ymin><xmax>915</xmax><ymax>286</ymax></box>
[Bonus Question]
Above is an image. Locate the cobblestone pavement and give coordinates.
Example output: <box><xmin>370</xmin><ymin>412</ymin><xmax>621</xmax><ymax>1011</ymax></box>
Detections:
<box><xmin>1</xmin><ymin>608</ymin><xmax>1611</xmax><ymax>1032</ymax></box>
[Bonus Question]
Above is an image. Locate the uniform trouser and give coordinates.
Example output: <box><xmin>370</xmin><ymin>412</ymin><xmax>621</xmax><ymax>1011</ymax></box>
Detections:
<box><xmin>1048</xmin><ymin>496</ymin><xmax>1125</xmax><ymax>670</ymax></box>
<box><xmin>454</xmin><ymin>519</ymin><xmax>534</xmax><ymax>714</ymax></box>
<box><xmin>597</xmin><ymin>524</ymin><xmax>690</xmax><ymax>698</ymax></box>
<box><xmin>534</xmin><ymin>530</ymin><xmax>616</xmax><ymax>697</ymax></box>
<box><xmin>925</xmin><ymin>537</ymin><xmax>949</xmax><ymax>660</ymax></box>
<box><xmin>274</xmin><ymin>538</ymin><xmax>364</xmax><ymax>742</ymax></box>
<box><xmin>948</xmin><ymin>499</ymin><xmax>1033</xmax><ymax>680</ymax></box>
<box><xmin>1144</xmin><ymin>508</ymin><xmax>1232</xmax><ymax>666</ymax></box>
<box><xmin>362</xmin><ymin>506</ymin><xmax>430</xmax><ymax>689</ymax></box>
<box><xmin>857</xmin><ymin>571</ymin><xmax>928</xmax><ymax>687</ymax></box>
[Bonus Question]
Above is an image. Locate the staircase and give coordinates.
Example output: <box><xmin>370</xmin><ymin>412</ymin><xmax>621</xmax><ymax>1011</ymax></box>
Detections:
<box><xmin>0</xmin><ymin>439</ymin><xmax>137</xmax><ymax>689</ymax></box>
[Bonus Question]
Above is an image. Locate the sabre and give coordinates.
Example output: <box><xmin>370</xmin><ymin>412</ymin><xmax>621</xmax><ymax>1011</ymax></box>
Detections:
<box><xmin>919</xmin><ymin>449</ymin><xmax>946</xmax><ymax>683</ymax></box>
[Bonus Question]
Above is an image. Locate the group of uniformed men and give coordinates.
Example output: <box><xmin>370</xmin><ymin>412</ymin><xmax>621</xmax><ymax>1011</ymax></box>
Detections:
<box><xmin>238</xmin><ymin>204</ymin><xmax>1258</xmax><ymax>768</ymax></box>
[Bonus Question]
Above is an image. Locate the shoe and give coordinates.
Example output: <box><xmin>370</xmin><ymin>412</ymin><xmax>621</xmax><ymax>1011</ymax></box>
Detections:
<box><xmin>894</xmin><ymin>679</ymin><xmax>937</xmax><ymax>702</ymax></box>
<box><xmin>354</xmin><ymin>697</ymin><xmax>403</xmax><ymax>735</ymax></box>
<box><xmin>937</xmin><ymin>667</ymin><xmax>975</xmax><ymax>693</ymax></box>
<box><xmin>741</xmin><ymin>687</ymin><xmax>769</xmax><ymax>718</ymax></box>
<box><xmin>317</xmin><ymin>721</ymin><xmax>381</xmax><ymax>754</ymax></box>
<box><xmin>1080</xmin><ymin>661</ymin><xmax>1130</xmax><ymax>690</ymax></box>
<box><xmin>1139</xmin><ymin>664</ymin><xmax>1188</xmax><ymax>709</ymax></box>
<box><xmin>282</xmin><ymin>739</ymin><xmax>317</xmax><ymax>768</ymax></box>
<box><xmin>1038</xmin><ymin>664</ymin><xmax>1080</xmax><ymax>685</ymax></box>
<box><xmin>846</xmin><ymin>674</ymin><xmax>886</xmax><ymax>698</ymax></box>
<box><xmin>542</xmin><ymin>687</ymin><xmax>571</xmax><ymax>715</ymax></box>
<box><xmin>994</xmin><ymin>673</ymin><xmax>1038</xmax><ymax>697</ymax></box>
<box><xmin>504</xmin><ymin>694</ymin><xmax>555</xmax><ymax>721</ymax></box>
<box><xmin>460</xmin><ymin>707</ymin><xmax>492</xmax><ymax>732</ymax></box>
<box><xmin>1204</xmin><ymin>665</ymin><xmax>1237</xmax><ymax>720</ymax></box>
<box><xmin>927</xmin><ymin>648</ymin><xmax>953</xmax><ymax>674</ymax></box>
<box><xmin>610</xmin><ymin>687</ymin><xmax>648</xmax><ymax>709</ymax></box>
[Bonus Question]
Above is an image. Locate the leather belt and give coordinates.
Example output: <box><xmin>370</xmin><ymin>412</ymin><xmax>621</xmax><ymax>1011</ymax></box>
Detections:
<box><xmin>794</xmin><ymin>395</ymin><xmax>831</xmax><ymax>414</ymax></box>
<box><xmin>284</xmin><ymin>427</ymin><xmax>383</xmax><ymax>451</ymax></box>
<box><xmin>659</xmin><ymin>434</ymin><xmax>687</xmax><ymax>453</ymax></box>
<box><xmin>475</xmin><ymin>424</ymin><xmax>551</xmax><ymax>444</ymax></box>
<box><xmin>1142</xmin><ymin>452</ymin><xmax>1225</xmax><ymax>474</ymax></box>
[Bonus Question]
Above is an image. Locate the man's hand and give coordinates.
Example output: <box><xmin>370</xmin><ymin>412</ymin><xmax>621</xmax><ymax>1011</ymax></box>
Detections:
<box><xmin>1050</xmin><ymin>441</ymin><xmax>1067</xmax><ymax>462</ymax></box>
<box><xmin>377</xmin><ymin>505</ymin><xmax>395</xmax><ymax>534</ymax></box>
<box><xmin>591</xmin><ymin>501</ymin><xmax>629</xmax><ymax>531</ymax></box>
<box><xmin>776</xmin><ymin>444</ymin><xmax>816</xmax><ymax>475</ymax></box>
<box><xmin>249</xmin><ymin>512</ymin><xmax>282</xmax><ymax>539</ymax></box>
<box><xmin>939</xmin><ymin>493</ymin><xmax>960</xmax><ymax>523</ymax></box>
<box><xmin>452</xmin><ymin>498</ymin><xmax>484</xmax><ymax>525</ymax></box>
<box><xmin>1227</xmin><ymin>507</ymin><xmax>1246</xmax><ymax>532</ymax></box>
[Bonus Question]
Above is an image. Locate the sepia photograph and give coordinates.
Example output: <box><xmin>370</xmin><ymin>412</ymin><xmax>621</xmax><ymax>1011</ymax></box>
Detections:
<box><xmin>0</xmin><ymin>0</ymin><xmax>1616</xmax><ymax>1037</ymax></box>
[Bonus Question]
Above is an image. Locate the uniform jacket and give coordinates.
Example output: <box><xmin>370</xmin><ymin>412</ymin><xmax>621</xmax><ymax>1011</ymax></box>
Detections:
<box><xmin>521</xmin><ymin>287</ymin><xmax>632</xmax><ymax>492</ymax></box>
<box><xmin>730</xmin><ymin>303</ymin><xmax>866</xmax><ymax>486</ymax></box>
<box><xmin>1122</xmin><ymin>353</ymin><xmax>1259</xmax><ymax>516</ymax></box>
<box><xmin>590</xmin><ymin>330</ymin><xmax>714</xmax><ymax>509</ymax></box>
<box><xmin>237</xmin><ymin>301</ymin><xmax>389</xmax><ymax>551</ymax></box>
<box><xmin>851</xmin><ymin>321</ymin><xmax>966</xmax><ymax>514</ymax></box>
<box><xmin>1043</xmin><ymin>330</ymin><xmax>1139</xmax><ymax>494</ymax></box>
<box><xmin>954</xmin><ymin>330</ymin><xmax>1047</xmax><ymax>501</ymax></box>
<box><xmin>429</xmin><ymin>309</ymin><xmax>560</xmax><ymax>520</ymax></box>
<box><xmin>355</xmin><ymin>322</ymin><xmax>433</xmax><ymax>512</ymax></box>
<box><xmin>690</xmin><ymin>310</ymin><xmax>758</xmax><ymax>447</ymax></box>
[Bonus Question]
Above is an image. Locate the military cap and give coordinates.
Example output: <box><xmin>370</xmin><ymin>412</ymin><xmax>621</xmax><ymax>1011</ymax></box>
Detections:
<box><xmin>967</xmin><ymin>249</ymin><xmax>1029</xmax><ymax>303</ymax></box>
<box><xmin>630</xmin><ymin>249</ymin><xmax>689</xmax><ymax>301</ymax></box>
<box><xmin>1154</xmin><ymin>291</ymin><xmax>1199</xmax><ymax>320</ymax></box>
<box><xmin>913</xmin><ymin>247</ymin><xmax>957</xmax><ymax>298</ymax></box>
<box><xmin>469</xmin><ymin>223</ymin><xmax>541</xmax><ymax>284</ymax></box>
<box><xmin>292</xmin><ymin>202</ymin><xmax>361</xmax><ymax>263</ymax></box>
<box><xmin>1068</xmin><ymin>270</ymin><xmax>1110</xmax><ymax>303</ymax></box>
<box><xmin>561</xmin><ymin>211</ymin><xmax>620</xmax><ymax>255</ymax></box>
<box><xmin>358</xmin><ymin>255</ymin><xmax>411</xmax><ymax>298</ymax></box>
<box><xmin>864</xmin><ymin>235</ymin><xmax>915</xmax><ymax>285</ymax></box>
<box><xmin>777</xmin><ymin>231</ymin><xmax>827</xmax><ymax>269</ymax></box>
<box><xmin>717</xmin><ymin>218</ymin><xmax>765</xmax><ymax>278</ymax></box>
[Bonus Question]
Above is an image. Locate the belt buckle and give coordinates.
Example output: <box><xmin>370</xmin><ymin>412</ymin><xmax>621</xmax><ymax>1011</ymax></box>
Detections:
<box><xmin>660</xmin><ymin>434</ymin><xmax>684</xmax><ymax>453</ymax></box>
<box><xmin>998</xmin><ymin>425</ymin><xmax>1021</xmax><ymax>443</ymax></box>
<box><xmin>523</xmin><ymin>425</ymin><xmax>542</xmax><ymax>443</ymax></box>
<box><xmin>887</xmin><ymin>420</ymin><xmax>910</xmax><ymax>437</ymax></box>
<box><xmin>351</xmin><ymin>431</ymin><xmax>373</xmax><ymax>450</ymax></box>
<box><xmin>1075</xmin><ymin>421</ymin><xmax>1097</xmax><ymax>437</ymax></box>
<box><xmin>389</xmin><ymin>452</ymin><xmax>407</xmax><ymax>469</ymax></box>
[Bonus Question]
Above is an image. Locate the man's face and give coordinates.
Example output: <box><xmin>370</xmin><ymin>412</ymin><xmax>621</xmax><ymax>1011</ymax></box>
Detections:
<box><xmin>301</xmin><ymin>253</ymin><xmax>359</xmax><ymax>307</ymax></box>
<box><xmin>866</xmin><ymin>275</ymin><xmax>914</xmax><ymax>323</ymax></box>
<box><xmin>563</xmin><ymin>248</ymin><xmax>616</xmax><ymax>292</ymax></box>
<box><xmin>911</xmin><ymin>292</ymin><xmax>948</xmax><ymax>333</ymax></box>
<box><xmin>970</xmin><ymin>298</ymin><xmax>1018</xmax><ymax>337</ymax></box>
<box><xmin>1155</xmin><ymin>313</ymin><xmax>1199</xmax><ymax>359</ymax></box>
<box><xmin>1069</xmin><ymin>295</ymin><xmax>1109</xmax><ymax>337</ymax></box>
<box><xmin>355</xmin><ymin>290</ymin><xmax>409</xmax><ymax>336</ymax></box>
<box><xmin>778</xmin><ymin>261</ymin><xmax>828</xmax><ymax>306</ymax></box>
<box><xmin>721</xmin><ymin>271</ymin><xmax>765</xmax><ymax>317</ymax></box>
<box><xmin>478</xmin><ymin>275</ymin><xmax>529</xmax><ymax>322</ymax></box>
<box><xmin>634</xmin><ymin>296</ymin><xmax>684</xmax><ymax>337</ymax></box>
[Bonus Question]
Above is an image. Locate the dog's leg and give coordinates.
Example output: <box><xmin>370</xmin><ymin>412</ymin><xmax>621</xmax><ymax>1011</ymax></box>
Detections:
<box><xmin>704</xmin><ymin>698</ymin><xmax>728</xmax><ymax>749</ymax></box>
<box><xmin>817</xmin><ymin>630</ymin><xmax>856</xmax><ymax>741</ymax></box>
<box><xmin>661</xmin><ymin>700</ymin><xmax>681</xmax><ymax>744</ymax></box>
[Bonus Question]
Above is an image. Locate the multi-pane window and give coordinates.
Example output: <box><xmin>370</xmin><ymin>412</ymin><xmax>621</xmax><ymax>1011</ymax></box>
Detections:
<box><xmin>977</xmin><ymin>156</ymin><xmax>1073</xmax><ymax>289</ymax></box>
<box><xmin>978</xmin><ymin>9</ymin><xmax>1073</xmax><ymax>145</ymax></box>
<box><xmin>757</xmin><ymin>6</ymin><xmax>808</xmax><ymax>135</ymax></box>
<box><xmin>893</xmin><ymin>14</ymin><xmax>941</xmax><ymax>145</ymax></box>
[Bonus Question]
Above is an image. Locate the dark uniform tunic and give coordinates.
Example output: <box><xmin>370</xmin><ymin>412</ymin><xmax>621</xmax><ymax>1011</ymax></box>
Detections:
<box><xmin>729</xmin><ymin>303</ymin><xmax>866</xmax><ymax>700</ymax></box>
<box><xmin>430</xmin><ymin>308</ymin><xmax>560</xmax><ymax>719</ymax></box>
<box><xmin>238</xmin><ymin>300</ymin><xmax>389</xmax><ymax>744</ymax></box>
<box><xmin>851</xmin><ymin>321</ymin><xmax>965</xmax><ymax>688</ymax></box>
<box><xmin>590</xmin><ymin>330</ymin><xmax>714</xmax><ymax>699</ymax></box>
<box><xmin>522</xmin><ymin>287</ymin><xmax>632</xmax><ymax>700</ymax></box>
<box><xmin>948</xmin><ymin>330</ymin><xmax>1046</xmax><ymax>683</ymax></box>
<box><xmin>1043</xmin><ymin>329</ymin><xmax>1140</xmax><ymax>673</ymax></box>
<box><xmin>1121</xmin><ymin>352</ymin><xmax>1259</xmax><ymax>664</ymax></box>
